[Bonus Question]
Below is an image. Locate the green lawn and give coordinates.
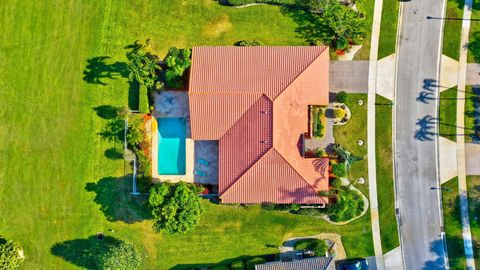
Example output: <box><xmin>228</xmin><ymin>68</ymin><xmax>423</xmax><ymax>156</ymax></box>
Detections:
<box><xmin>467</xmin><ymin>176</ymin><xmax>480</xmax><ymax>269</ymax></box>
<box><xmin>377</xmin><ymin>0</ymin><xmax>399</xmax><ymax>59</ymax></box>
<box><xmin>439</xmin><ymin>87</ymin><xmax>458</xmax><ymax>142</ymax></box>
<box><xmin>354</xmin><ymin>0</ymin><xmax>376</xmax><ymax>60</ymax></box>
<box><xmin>333</xmin><ymin>94</ymin><xmax>369</xmax><ymax>197</ymax></box>
<box><xmin>0</xmin><ymin>1</ymin><xmax>374</xmax><ymax>269</ymax></box>
<box><xmin>465</xmin><ymin>86</ymin><xmax>479</xmax><ymax>143</ymax></box>
<box><xmin>442</xmin><ymin>0</ymin><xmax>463</xmax><ymax>60</ymax></box>
<box><xmin>442</xmin><ymin>177</ymin><xmax>467</xmax><ymax>270</ymax></box>
<box><xmin>468</xmin><ymin>3</ymin><xmax>480</xmax><ymax>63</ymax></box>
<box><xmin>375</xmin><ymin>95</ymin><xmax>399</xmax><ymax>253</ymax></box>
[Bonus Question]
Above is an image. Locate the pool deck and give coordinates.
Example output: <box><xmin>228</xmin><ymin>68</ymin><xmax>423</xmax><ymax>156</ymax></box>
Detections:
<box><xmin>151</xmin><ymin>91</ymin><xmax>218</xmax><ymax>185</ymax></box>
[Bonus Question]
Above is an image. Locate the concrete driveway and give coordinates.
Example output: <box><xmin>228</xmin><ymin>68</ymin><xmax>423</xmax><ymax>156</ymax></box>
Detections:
<box><xmin>330</xmin><ymin>61</ymin><xmax>369</xmax><ymax>93</ymax></box>
<box><xmin>467</xmin><ymin>64</ymin><xmax>480</xmax><ymax>85</ymax></box>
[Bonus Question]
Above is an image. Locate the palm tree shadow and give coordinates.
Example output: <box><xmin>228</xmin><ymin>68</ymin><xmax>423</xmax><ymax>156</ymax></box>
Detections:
<box><xmin>85</xmin><ymin>176</ymin><xmax>151</xmax><ymax>224</ymax></box>
<box><xmin>83</xmin><ymin>56</ymin><xmax>128</xmax><ymax>85</ymax></box>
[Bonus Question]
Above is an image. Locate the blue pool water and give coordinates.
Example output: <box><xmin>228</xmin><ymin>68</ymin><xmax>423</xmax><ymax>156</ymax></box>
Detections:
<box><xmin>157</xmin><ymin>118</ymin><xmax>186</xmax><ymax>175</ymax></box>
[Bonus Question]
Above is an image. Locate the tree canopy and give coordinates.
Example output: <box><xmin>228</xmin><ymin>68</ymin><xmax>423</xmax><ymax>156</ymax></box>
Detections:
<box><xmin>127</xmin><ymin>49</ymin><xmax>161</xmax><ymax>90</ymax></box>
<box><xmin>148</xmin><ymin>182</ymin><xmax>204</xmax><ymax>233</ymax></box>
<box><xmin>164</xmin><ymin>47</ymin><xmax>191</xmax><ymax>88</ymax></box>
<box><xmin>327</xmin><ymin>185</ymin><xmax>364</xmax><ymax>222</ymax></box>
<box><xmin>0</xmin><ymin>237</ymin><xmax>24</xmax><ymax>270</ymax></box>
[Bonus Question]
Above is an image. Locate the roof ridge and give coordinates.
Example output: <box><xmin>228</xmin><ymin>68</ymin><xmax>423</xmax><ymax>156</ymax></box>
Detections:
<box><xmin>269</xmin><ymin>148</ymin><xmax>327</xmax><ymax>204</ymax></box>
<box><xmin>271</xmin><ymin>46</ymin><xmax>328</xmax><ymax>101</ymax></box>
<box><xmin>218</xmin><ymin>94</ymin><xmax>273</xmax><ymax>194</ymax></box>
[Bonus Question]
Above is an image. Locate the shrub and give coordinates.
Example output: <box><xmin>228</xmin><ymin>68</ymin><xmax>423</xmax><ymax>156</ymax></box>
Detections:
<box><xmin>336</xmin><ymin>91</ymin><xmax>348</xmax><ymax>103</ymax></box>
<box><xmin>0</xmin><ymin>237</ymin><xmax>24</xmax><ymax>270</ymax></box>
<box><xmin>246</xmin><ymin>257</ymin><xmax>266</xmax><ymax>270</ymax></box>
<box><xmin>211</xmin><ymin>265</ymin><xmax>230</xmax><ymax>270</ymax></box>
<box><xmin>290</xmin><ymin>204</ymin><xmax>301</xmax><ymax>212</ymax></box>
<box><xmin>164</xmin><ymin>47</ymin><xmax>191</xmax><ymax>88</ymax></box>
<box><xmin>95</xmin><ymin>241</ymin><xmax>141</xmax><ymax>270</ymax></box>
<box><xmin>315</xmin><ymin>148</ymin><xmax>326</xmax><ymax>157</ymax></box>
<box><xmin>127</xmin><ymin>49</ymin><xmax>161</xmax><ymax>89</ymax></box>
<box><xmin>127</xmin><ymin>115</ymin><xmax>145</xmax><ymax>149</ymax></box>
<box><xmin>332</xmin><ymin>163</ymin><xmax>347</xmax><ymax>177</ymax></box>
<box><xmin>330</xmin><ymin>178</ymin><xmax>342</xmax><ymax>188</ymax></box>
<box><xmin>294</xmin><ymin>238</ymin><xmax>328</xmax><ymax>256</ymax></box>
<box><xmin>234</xmin><ymin>40</ymin><xmax>264</xmax><ymax>46</ymax></box>
<box><xmin>148</xmin><ymin>182</ymin><xmax>204</xmax><ymax>233</ymax></box>
<box><xmin>261</xmin><ymin>203</ymin><xmax>276</xmax><ymax>210</ymax></box>
<box><xmin>328</xmin><ymin>186</ymin><xmax>364</xmax><ymax>222</ymax></box>
<box><xmin>333</xmin><ymin>108</ymin><xmax>346</xmax><ymax>119</ymax></box>
<box><xmin>139</xmin><ymin>85</ymin><xmax>150</xmax><ymax>114</ymax></box>
<box><xmin>231</xmin><ymin>260</ymin><xmax>245</xmax><ymax>270</ymax></box>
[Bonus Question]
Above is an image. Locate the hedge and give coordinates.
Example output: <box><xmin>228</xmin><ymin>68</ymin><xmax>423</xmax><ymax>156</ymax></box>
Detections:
<box><xmin>225</xmin><ymin>0</ymin><xmax>294</xmax><ymax>6</ymax></box>
<box><xmin>231</xmin><ymin>260</ymin><xmax>245</xmax><ymax>270</ymax></box>
<box><xmin>139</xmin><ymin>85</ymin><xmax>149</xmax><ymax>114</ymax></box>
<box><xmin>246</xmin><ymin>257</ymin><xmax>266</xmax><ymax>270</ymax></box>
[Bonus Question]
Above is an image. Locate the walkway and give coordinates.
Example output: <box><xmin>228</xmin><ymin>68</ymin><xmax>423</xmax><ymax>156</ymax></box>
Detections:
<box><xmin>455</xmin><ymin>0</ymin><xmax>476</xmax><ymax>268</ymax></box>
<box><xmin>367</xmin><ymin>0</ymin><xmax>385</xmax><ymax>268</ymax></box>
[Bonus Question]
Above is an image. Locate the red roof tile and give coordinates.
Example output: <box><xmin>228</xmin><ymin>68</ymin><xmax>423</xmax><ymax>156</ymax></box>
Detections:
<box><xmin>188</xmin><ymin>46</ymin><xmax>330</xmax><ymax>204</ymax></box>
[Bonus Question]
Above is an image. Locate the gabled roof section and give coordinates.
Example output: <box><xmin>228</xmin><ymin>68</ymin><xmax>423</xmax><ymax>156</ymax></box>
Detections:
<box><xmin>221</xmin><ymin>148</ymin><xmax>327</xmax><ymax>204</ymax></box>
<box><xmin>219</xmin><ymin>95</ymin><xmax>273</xmax><ymax>194</ymax></box>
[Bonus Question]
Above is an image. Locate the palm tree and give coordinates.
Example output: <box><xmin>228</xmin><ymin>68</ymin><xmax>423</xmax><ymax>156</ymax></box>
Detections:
<box><xmin>331</xmin><ymin>144</ymin><xmax>363</xmax><ymax>171</ymax></box>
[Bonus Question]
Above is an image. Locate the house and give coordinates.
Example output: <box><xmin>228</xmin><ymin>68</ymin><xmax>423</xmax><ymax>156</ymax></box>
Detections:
<box><xmin>188</xmin><ymin>46</ymin><xmax>330</xmax><ymax>204</ymax></box>
<box><xmin>255</xmin><ymin>257</ymin><xmax>335</xmax><ymax>270</ymax></box>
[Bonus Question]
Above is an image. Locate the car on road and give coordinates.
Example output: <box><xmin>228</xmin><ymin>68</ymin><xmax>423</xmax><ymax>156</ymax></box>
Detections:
<box><xmin>336</xmin><ymin>258</ymin><xmax>368</xmax><ymax>270</ymax></box>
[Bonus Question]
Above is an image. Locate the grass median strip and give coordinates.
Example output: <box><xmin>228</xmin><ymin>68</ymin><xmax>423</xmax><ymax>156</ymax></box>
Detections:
<box><xmin>377</xmin><ymin>0</ymin><xmax>399</xmax><ymax>59</ymax></box>
<box><xmin>442</xmin><ymin>0</ymin><xmax>463</xmax><ymax>60</ymax></box>
<box><xmin>439</xmin><ymin>87</ymin><xmax>458</xmax><ymax>142</ymax></box>
<box><xmin>375</xmin><ymin>95</ymin><xmax>399</xmax><ymax>253</ymax></box>
<box><xmin>467</xmin><ymin>176</ymin><xmax>480</xmax><ymax>269</ymax></box>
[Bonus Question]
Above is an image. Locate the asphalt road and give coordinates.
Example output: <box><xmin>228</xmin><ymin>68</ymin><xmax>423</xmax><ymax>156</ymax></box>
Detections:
<box><xmin>394</xmin><ymin>1</ymin><xmax>447</xmax><ymax>269</ymax></box>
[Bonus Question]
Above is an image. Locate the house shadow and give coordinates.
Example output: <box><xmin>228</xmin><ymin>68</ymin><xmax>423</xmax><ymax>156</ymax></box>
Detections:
<box><xmin>85</xmin><ymin>176</ymin><xmax>151</xmax><ymax>224</ymax></box>
<box><xmin>170</xmin><ymin>253</ymin><xmax>277</xmax><ymax>270</ymax></box>
<box><xmin>51</xmin><ymin>235</ymin><xmax>126</xmax><ymax>270</ymax></box>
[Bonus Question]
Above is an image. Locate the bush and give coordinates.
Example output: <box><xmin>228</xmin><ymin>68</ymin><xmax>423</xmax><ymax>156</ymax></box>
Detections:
<box><xmin>290</xmin><ymin>204</ymin><xmax>301</xmax><ymax>212</ymax></box>
<box><xmin>148</xmin><ymin>182</ymin><xmax>204</xmax><ymax>233</ymax></box>
<box><xmin>0</xmin><ymin>237</ymin><xmax>24</xmax><ymax>270</ymax></box>
<box><xmin>246</xmin><ymin>257</ymin><xmax>266</xmax><ymax>270</ymax></box>
<box><xmin>127</xmin><ymin>115</ymin><xmax>145</xmax><ymax>149</ymax></box>
<box><xmin>315</xmin><ymin>148</ymin><xmax>326</xmax><ymax>157</ymax></box>
<box><xmin>336</xmin><ymin>91</ymin><xmax>348</xmax><ymax>103</ymax></box>
<box><xmin>261</xmin><ymin>203</ymin><xmax>276</xmax><ymax>210</ymax></box>
<box><xmin>95</xmin><ymin>241</ymin><xmax>141</xmax><ymax>270</ymax></box>
<box><xmin>231</xmin><ymin>260</ymin><xmax>245</xmax><ymax>270</ymax></box>
<box><xmin>234</xmin><ymin>40</ymin><xmax>264</xmax><ymax>46</ymax></box>
<box><xmin>332</xmin><ymin>163</ymin><xmax>347</xmax><ymax>177</ymax></box>
<box><xmin>330</xmin><ymin>178</ymin><xmax>342</xmax><ymax>188</ymax></box>
<box><xmin>164</xmin><ymin>47</ymin><xmax>191</xmax><ymax>88</ymax></box>
<box><xmin>333</xmin><ymin>108</ymin><xmax>346</xmax><ymax>119</ymax></box>
<box><xmin>328</xmin><ymin>186</ymin><xmax>364</xmax><ymax>222</ymax></box>
<box><xmin>294</xmin><ymin>239</ymin><xmax>328</xmax><ymax>256</ymax></box>
<box><xmin>139</xmin><ymin>85</ymin><xmax>150</xmax><ymax>114</ymax></box>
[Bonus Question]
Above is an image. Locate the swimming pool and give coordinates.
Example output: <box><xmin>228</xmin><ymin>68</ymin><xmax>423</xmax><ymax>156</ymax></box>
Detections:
<box><xmin>157</xmin><ymin>118</ymin><xmax>186</xmax><ymax>175</ymax></box>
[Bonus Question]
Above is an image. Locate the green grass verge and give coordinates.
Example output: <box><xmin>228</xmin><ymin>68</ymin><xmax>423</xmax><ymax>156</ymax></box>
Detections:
<box><xmin>333</xmin><ymin>94</ymin><xmax>369</xmax><ymax>197</ymax></box>
<box><xmin>467</xmin><ymin>176</ymin><xmax>480</xmax><ymax>269</ymax></box>
<box><xmin>465</xmin><ymin>86</ymin><xmax>479</xmax><ymax>143</ymax></box>
<box><xmin>442</xmin><ymin>177</ymin><xmax>467</xmax><ymax>270</ymax></box>
<box><xmin>439</xmin><ymin>87</ymin><xmax>458</xmax><ymax>142</ymax></box>
<box><xmin>442</xmin><ymin>0</ymin><xmax>463</xmax><ymax>60</ymax></box>
<box><xmin>375</xmin><ymin>95</ymin><xmax>399</xmax><ymax>253</ymax></box>
<box><xmin>354</xmin><ymin>0</ymin><xmax>376</xmax><ymax>60</ymax></box>
<box><xmin>0</xmin><ymin>1</ymin><xmax>373</xmax><ymax>268</ymax></box>
<box><xmin>468</xmin><ymin>3</ymin><xmax>480</xmax><ymax>63</ymax></box>
<box><xmin>377</xmin><ymin>0</ymin><xmax>399</xmax><ymax>59</ymax></box>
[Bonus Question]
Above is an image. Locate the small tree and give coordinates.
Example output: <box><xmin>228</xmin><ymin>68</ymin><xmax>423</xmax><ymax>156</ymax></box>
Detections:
<box><xmin>148</xmin><ymin>182</ymin><xmax>204</xmax><ymax>233</ymax></box>
<box><xmin>331</xmin><ymin>144</ymin><xmax>363</xmax><ymax>171</ymax></box>
<box><xmin>0</xmin><ymin>237</ymin><xmax>24</xmax><ymax>270</ymax></box>
<box><xmin>127</xmin><ymin>50</ymin><xmax>161</xmax><ymax>89</ymax></box>
<box><xmin>164</xmin><ymin>47</ymin><xmax>191</xmax><ymax>88</ymax></box>
<box><xmin>95</xmin><ymin>241</ymin><xmax>141</xmax><ymax>270</ymax></box>
<box><xmin>126</xmin><ymin>115</ymin><xmax>145</xmax><ymax>149</ymax></box>
<box><xmin>332</xmin><ymin>163</ymin><xmax>347</xmax><ymax>178</ymax></box>
<box><xmin>336</xmin><ymin>91</ymin><xmax>348</xmax><ymax>103</ymax></box>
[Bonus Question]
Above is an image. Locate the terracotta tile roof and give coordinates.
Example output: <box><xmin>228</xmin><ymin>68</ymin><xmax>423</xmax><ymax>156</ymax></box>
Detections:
<box><xmin>255</xmin><ymin>257</ymin><xmax>334</xmax><ymax>270</ymax></box>
<box><xmin>188</xmin><ymin>46</ymin><xmax>330</xmax><ymax>204</ymax></box>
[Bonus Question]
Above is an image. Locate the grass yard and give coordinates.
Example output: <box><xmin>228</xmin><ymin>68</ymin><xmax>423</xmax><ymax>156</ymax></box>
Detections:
<box><xmin>465</xmin><ymin>86</ymin><xmax>480</xmax><ymax>143</ymax></box>
<box><xmin>439</xmin><ymin>87</ymin><xmax>458</xmax><ymax>142</ymax></box>
<box><xmin>333</xmin><ymin>94</ymin><xmax>369</xmax><ymax>197</ymax></box>
<box><xmin>375</xmin><ymin>95</ymin><xmax>399</xmax><ymax>253</ymax></box>
<box><xmin>377</xmin><ymin>0</ymin><xmax>399</xmax><ymax>59</ymax></box>
<box><xmin>468</xmin><ymin>3</ymin><xmax>480</xmax><ymax>63</ymax></box>
<box><xmin>442</xmin><ymin>0</ymin><xmax>463</xmax><ymax>60</ymax></box>
<box><xmin>0</xmin><ymin>1</ymin><xmax>373</xmax><ymax>269</ymax></box>
<box><xmin>354</xmin><ymin>0</ymin><xmax>376</xmax><ymax>60</ymax></box>
<box><xmin>442</xmin><ymin>177</ymin><xmax>467</xmax><ymax>270</ymax></box>
<box><xmin>467</xmin><ymin>176</ymin><xmax>480</xmax><ymax>269</ymax></box>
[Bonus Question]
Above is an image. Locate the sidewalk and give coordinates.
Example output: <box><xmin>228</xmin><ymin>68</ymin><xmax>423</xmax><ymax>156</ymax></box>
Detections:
<box><xmin>454</xmin><ymin>0</ymin><xmax>476</xmax><ymax>269</ymax></box>
<box><xmin>367</xmin><ymin>0</ymin><xmax>385</xmax><ymax>269</ymax></box>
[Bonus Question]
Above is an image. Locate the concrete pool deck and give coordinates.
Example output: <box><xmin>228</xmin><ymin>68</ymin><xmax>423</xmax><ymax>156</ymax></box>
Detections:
<box><xmin>151</xmin><ymin>91</ymin><xmax>218</xmax><ymax>185</ymax></box>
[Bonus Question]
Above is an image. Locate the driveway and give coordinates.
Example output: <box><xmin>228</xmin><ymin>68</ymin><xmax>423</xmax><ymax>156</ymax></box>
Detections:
<box><xmin>330</xmin><ymin>61</ymin><xmax>369</xmax><ymax>93</ymax></box>
<box><xmin>466</xmin><ymin>143</ymin><xmax>480</xmax><ymax>175</ymax></box>
<box><xmin>467</xmin><ymin>63</ymin><xmax>480</xmax><ymax>85</ymax></box>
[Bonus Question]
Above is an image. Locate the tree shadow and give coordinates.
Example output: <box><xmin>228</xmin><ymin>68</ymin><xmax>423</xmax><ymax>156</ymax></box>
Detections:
<box><xmin>98</xmin><ymin>118</ymin><xmax>124</xmax><ymax>143</ymax></box>
<box><xmin>104</xmin><ymin>147</ymin><xmax>123</xmax><ymax>160</ymax></box>
<box><xmin>93</xmin><ymin>105</ymin><xmax>123</xmax><ymax>119</ymax></box>
<box><xmin>83</xmin><ymin>56</ymin><xmax>128</xmax><ymax>85</ymax></box>
<box><xmin>51</xmin><ymin>235</ymin><xmax>124</xmax><ymax>270</ymax></box>
<box><xmin>422</xmin><ymin>239</ymin><xmax>447</xmax><ymax>270</ymax></box>
<box><xmin>85</xmin><ymin>176</ymin><xmax>151</xmax><ymax>224</ymax></box>
<box><xmin>281</xmin><ymin>6</ymin><xmax>330</xmax><ymax>46</ymax></box>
